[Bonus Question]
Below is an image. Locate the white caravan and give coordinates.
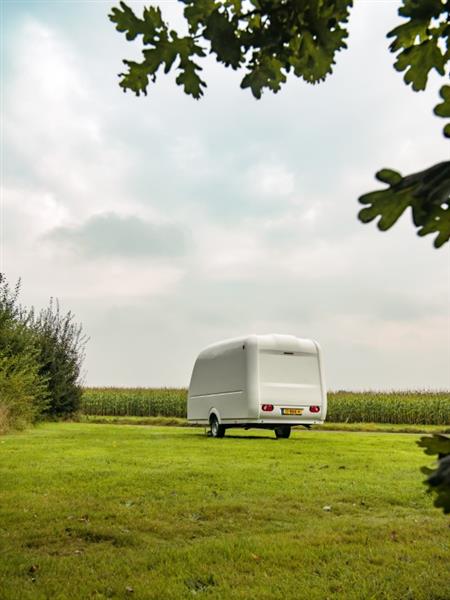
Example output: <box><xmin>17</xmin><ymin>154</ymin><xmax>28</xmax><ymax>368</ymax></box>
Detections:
<box><xmin>187</xmin><ymin>334</ymin><xmax>326</xmax><ymax>439</ymax></box>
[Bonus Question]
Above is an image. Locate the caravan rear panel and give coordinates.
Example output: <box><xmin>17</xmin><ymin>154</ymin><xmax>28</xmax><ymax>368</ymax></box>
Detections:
<box><xmin>187</xmin><ymin>334</ymin><xmax>327</xmax><ymax>430</ymax></box>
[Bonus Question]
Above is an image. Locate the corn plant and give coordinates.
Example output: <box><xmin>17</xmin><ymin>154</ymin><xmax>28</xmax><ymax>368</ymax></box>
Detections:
<box><xmin>81</xmin><ymin>388</ymin><xmax>450</xmax><ymax>425</ymax></box>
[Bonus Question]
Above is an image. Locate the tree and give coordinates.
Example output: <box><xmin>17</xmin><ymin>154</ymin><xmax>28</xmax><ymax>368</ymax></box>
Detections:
<box><xmin>109</xmin><ymin>0</ymin><xmax>450</xmax><ymax>247</ymax></box>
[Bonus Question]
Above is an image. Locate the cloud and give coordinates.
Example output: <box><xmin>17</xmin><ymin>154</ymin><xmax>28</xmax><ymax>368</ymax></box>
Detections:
<box><xmin>3</xmin><ymin>3</ymin><xmax>449</xmax><ymax>389</ymax></box>
<box><xmin>246</xmin><ymin>163</ymin><xmax>296</xmax><ymax>198</ymax></box>
<box><xmin>46</xmin><ymin>212</ymin><xmax>190</xmax><ymax>259</ymax></box>
<box><xmin>3</xmin><ymin>17</ymin><xmax>147</xmax><ymax>224</ymax></box>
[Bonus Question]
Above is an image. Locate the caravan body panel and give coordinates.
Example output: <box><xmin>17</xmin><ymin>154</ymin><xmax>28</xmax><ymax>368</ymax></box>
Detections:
<box><xmin>187</xmin><ymin>334</ymin><xmax>327</xmax><ymax>427</ymax></box>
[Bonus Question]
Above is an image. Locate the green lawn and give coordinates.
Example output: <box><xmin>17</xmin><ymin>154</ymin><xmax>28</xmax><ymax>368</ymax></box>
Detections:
<box><xmin>0</xmin><ymin>424</ymin><xmax>449</xmax><ymax>600</ymax></box>
<box><xmin>80</xmin><ymin>414</ymin><xmax>450</xmax><ymax>434</ymax></box>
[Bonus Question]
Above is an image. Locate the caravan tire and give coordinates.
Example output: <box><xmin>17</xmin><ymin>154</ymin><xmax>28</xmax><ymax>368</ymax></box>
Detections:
<box><xmin>275</xmin><ymin>426</ymin><xmax>291</xmax><ymax>439</ymax></box>
<box><xmin>210</xmin><ymin>415</ymin><xmax>225</xmax><ymax>438</ymax></box>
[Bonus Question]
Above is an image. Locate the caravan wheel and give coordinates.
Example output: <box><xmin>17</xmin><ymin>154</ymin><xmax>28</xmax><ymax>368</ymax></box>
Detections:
<box><xmin>210</xmin><ymin>415</ymin><xmax>225</xmax><ymax>438</ymax></box>
<box><xmin>275</xmin><ymin>426</ymin><xmax>291</xmax><ymax>439</ymax></box>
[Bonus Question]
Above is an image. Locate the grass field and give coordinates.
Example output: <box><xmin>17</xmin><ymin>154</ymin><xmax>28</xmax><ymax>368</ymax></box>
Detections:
<box><xmin>81</xmin><ymin>389</ymin><xmax>450</xmax><ymax>425</ymax></box>
<box><xmin>79</xmin><ymin>414</ymin><xmax>450</xmax><ymax>434</ymax></box>
<box><xmin>1</xmin><ymin>424</ymin><xmax>449</xmax><ymax>599</ymax></box>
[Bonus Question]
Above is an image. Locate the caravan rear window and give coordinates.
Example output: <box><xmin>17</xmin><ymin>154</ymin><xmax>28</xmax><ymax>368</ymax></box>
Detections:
<box><xmin>259</xmin><ymin>351</ymin><xmax>320</xmax><ymax>386</ymax></box>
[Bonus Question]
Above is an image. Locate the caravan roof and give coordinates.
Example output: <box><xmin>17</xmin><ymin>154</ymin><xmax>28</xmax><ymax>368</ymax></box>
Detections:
<box><xmin>197</xmin><ymin>334</ymin><xmax>318</xmax><ymax>359</ymax></box>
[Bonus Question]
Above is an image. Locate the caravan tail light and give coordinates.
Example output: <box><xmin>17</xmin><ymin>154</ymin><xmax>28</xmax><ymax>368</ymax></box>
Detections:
<box><xmin>309</xmin><ymin>406</ymin><xmax>320</xmax><ymax>413</ymax></box>
<box><xmin>261</xmin><ymin>404</ymin><xmax>274</xmax><ymax>412</ymax></box>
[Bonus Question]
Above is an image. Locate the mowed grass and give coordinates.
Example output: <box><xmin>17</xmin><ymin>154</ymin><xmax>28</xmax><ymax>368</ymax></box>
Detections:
<box><xmin>79</xmin><ymin>414</ymin><xmax>450</xmax><ymax>434</ymax></box>
<box><xmin>1</xmin><ymin>424</ymin><xmax>449</xmax><ymax>600</ymax></box>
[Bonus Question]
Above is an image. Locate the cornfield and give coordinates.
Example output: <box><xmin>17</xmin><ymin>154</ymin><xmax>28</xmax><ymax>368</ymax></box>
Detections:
<box><xmin>82</xmin><ymin>388</ymin><xmax>187</xmax><ymax>417</ymax></box>
<box><xmin>326</xmin><ymin>391</ymin><xmax>450</xmax><ymax>425</ymax></box>
<box><xmin>81</xmin><ymin>388</ymin><xmax>450</xmax><ymax>425</ymax></box>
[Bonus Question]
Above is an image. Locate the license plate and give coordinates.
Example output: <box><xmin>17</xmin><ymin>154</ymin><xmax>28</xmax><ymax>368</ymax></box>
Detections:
<box><xmin>281</xmin><ymin>408</ymin><xmax>303</xmax><ymax>416</ymax></box>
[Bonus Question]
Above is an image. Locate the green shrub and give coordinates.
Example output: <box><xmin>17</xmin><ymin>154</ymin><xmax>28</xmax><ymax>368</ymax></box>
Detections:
<box><xmin>0</xmin><ymin>274</ymin><xmax>87</xmax><ymax>430</ymax></box>
<box><xmin>30</xmin><ymin>299</ymin><xmax>88</xmax><ymax>417</ymax></box>
<box><xmin>0</xmin><ymin>353</ymin><xmax>48</xmax><ymax>431</ymax></box>
<box><xmin>0</xmin><ymin>275</ymin><xmax>48</xmax><ymax>431</ymax></box>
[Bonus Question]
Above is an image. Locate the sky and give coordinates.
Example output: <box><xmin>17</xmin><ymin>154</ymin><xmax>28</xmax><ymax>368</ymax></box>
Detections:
<box><xmin>1</xmin><ymin>0</ymin><xmax>449</xmax><ymax>390</ymax></box>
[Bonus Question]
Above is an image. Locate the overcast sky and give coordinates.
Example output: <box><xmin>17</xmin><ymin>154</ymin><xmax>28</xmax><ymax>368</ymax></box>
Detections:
<box><xmin>2</xmin><ymin>0</ymin><xmax>449</xmax><ymax>390</ymax></box>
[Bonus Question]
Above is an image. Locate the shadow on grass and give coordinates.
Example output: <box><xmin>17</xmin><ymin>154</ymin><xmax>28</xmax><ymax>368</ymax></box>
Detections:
<box><xmin>222</xmin><ymin>434</ymin><xmax>280</xmax><ymax>440</ymax></box>
<box><xmin>195</xmin><ymin>431</ymin><xmax>301</xmax><ymax>441</ymax></box>
<box><xmin>142</xmin><ymin>432</ymin><xmax>282</xmax><ymax>441</ymax></box>
<box><xmin>144</xmin><ymin>427</ymin><xmax>305</xmax><ymax>441</ymax></box>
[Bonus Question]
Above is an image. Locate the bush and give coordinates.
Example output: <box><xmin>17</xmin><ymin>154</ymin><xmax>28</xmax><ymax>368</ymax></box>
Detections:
<box><xmin>0</xmin><ymin>353</ymin><xmax>48</xmax><ymax>431</ymax></box>
<box><xmin>0</xmin><ymin>275</ymin><xmax>48</xmax><ymax>432</ymax></box>
<box><xmin>30</xmin><ymin>299</ymin><xmax>88</xmax><ymax>417</ymax></box>
<box><xmin>0</xmin><ymin>274</ymin><xmax>88</xmax><ymax>430</ymax></box>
